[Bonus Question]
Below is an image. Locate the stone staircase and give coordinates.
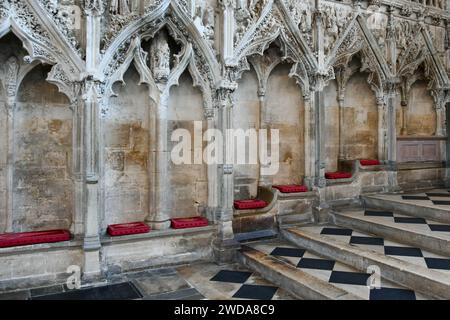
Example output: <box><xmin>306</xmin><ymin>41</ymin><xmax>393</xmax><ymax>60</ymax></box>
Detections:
<box><xmin>237</xmin><ymin>189</ymin><xmax>450</xmax><ymax>300</ymax></box>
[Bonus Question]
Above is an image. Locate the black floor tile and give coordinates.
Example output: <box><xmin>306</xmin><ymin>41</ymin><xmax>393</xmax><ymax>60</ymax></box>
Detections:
<box><xmin>424</xmin><ymin>258</ymin><xmax>450</xmax><ymax>270</ymax></box>
<box><xmin>364</xmin><ymin>210</ymin><xmax>394</xmax><ymax>217</ymax></box>
<box><xmin>270</xmin><ymin>247</ymin><xmax>305</xmax><ymax>258</ymax></box>
<box><xmin>350</xmin><ymin>236</ymin><xmax>384</xmax><ymax>246</ymax></box>
<box><xmin>320</xmin><ymin>228</ymin><xmax>353</xmax><ymax>236</ymax></box>
<box><xmin>432</xmin><ymin>200</ymin><xmax>450</xmax><ymax>205</ymax></box>
<box><xmin>232</xmin><ymin>285</ymin><xmax>278</xmax><ymax>300</ymax></box>
<box><xmin>297</xmin><ymin>258</ymin><xmax>335</xmax><ymax>270</ymax></box>
<box><xmin>210</xmin><ymin>270</ymin><xmax>253</xmax><ymax>284</ymax></box>
<box><xmin>426</xmin><ymin>193</ymin><xmax>450</xmax><ymax>197</ymax></box>
<box><xmin>401</xmin><ymin>196</ymin><xmax>429</xmax><ymax>200</ymax></box>
<box><xmin>384</xmin><ymin>246</ymin><xmax>423</xmax><ymax>257</ymax></box>
<box><xmin>32</xmin><ymin>282</ymin><xmax>142</xmax><ymax>300</ymax></box>
<box><xmin>428</xmin><ymin>224</ymin><xmax>450</xmax><ymax>232</ymax></box>
<box><xmin>394</xmin><ymin>217</ymin><xmax>427</xmax><ymax>224</ymax></box>
<box><xmin>370</xmin><ymin>288</ymin><xmax>416</xmax><ymax>300</ymax></box>
<box><xmin>329</xmin><ymin>271</ymin><xmax>371</xmax><ymax>286</ymax></box>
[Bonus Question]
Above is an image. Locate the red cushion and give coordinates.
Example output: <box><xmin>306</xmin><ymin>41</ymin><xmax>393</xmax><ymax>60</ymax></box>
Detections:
<box><xmin>325</xmin><ymin>172</ymin><xmax>352</xmax><ymax>179</ymax></box>
<box><xmin>360</xmin><ymin>159</ymin><xmax>381</xmax><ymax>166</ymax></box>
<box><xmin>273</xmin><ymin>185</ymin><xmax>308</xmax><ymax>193</ymax></box>
<box><xmin>107</xmin><ymin>222</ymin><xmax>150</xmax><ymax>237</ymax></box>
<box><xmin>234</xmin><ymin>199</ymin><xmax>268</xmax><ymax>210</ymax></box>
<box><xmin>171</xmin><ymin>217</ymin><xmax>209</xmax><ymax>229</ymax></box>
<box><xmin>0</xmin><ymin>230</ymin><xmax>71</xmax><ymax>248</ymax></box>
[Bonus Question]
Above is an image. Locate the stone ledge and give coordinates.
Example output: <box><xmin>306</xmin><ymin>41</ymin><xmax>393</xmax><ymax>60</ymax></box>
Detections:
<box><xmin>0</xmin><ymin>239</ymin><xmax>83</xmax><ymax>256</ymax></box>
<box><xmin>101</xmin><ymin>225</ymin><xmax>216</xmax><ymax>245</ymax></box>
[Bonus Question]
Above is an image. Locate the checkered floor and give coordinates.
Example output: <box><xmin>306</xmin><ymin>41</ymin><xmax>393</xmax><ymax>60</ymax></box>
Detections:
<box><xmin>369</xmin><ymin>189</ymin><xmax>450</xmax><ymax>211</ymax></box>
<box><xmin>299</xmin><ymin>225</ymin><xmax>450</xmax><ymax>276</ymax></box>
<box><xmin>246</xmin><ymin>240</ymin><xmax>428</xmax><ymax>300</ymax></box>
<box><xmin>177</xmin><ymin>263</ymin><xmax>294</xmax><ymax>300</ymax></box>
<box><xmin>337</xmin><ymin>209</ymin><xmax>450</xmax><ymax>239</ymax></box>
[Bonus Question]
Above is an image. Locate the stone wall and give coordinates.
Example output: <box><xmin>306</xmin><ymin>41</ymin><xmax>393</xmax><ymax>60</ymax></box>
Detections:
<box><xmin>13</xmin><ymin>64</ymin><xmax>73</xmax><ymax>232</ymax></box>
<box><xmin>103</xmin><ymin>66</ymin><xmax>151</xmax><ymax>227</ymax></box>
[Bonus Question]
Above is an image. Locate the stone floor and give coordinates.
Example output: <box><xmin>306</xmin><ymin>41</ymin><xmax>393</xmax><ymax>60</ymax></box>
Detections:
<box><xmin>244</xmin><ymin>238</ymin><xmax>429</xmax><ymax>300</ymax></box>
<box><xmin>0</xmin><ymin>262</ymin><xmax>294</xmax><ymax>300</ymax></box>
<box><xmin>299</xmin><ymin>225</ymin><xmax>450</xmax><ymax>276</ymax></box>
<box><xmin>368</xmin><ymin>188</ymin><xmax>450</xmax><ymax>211</ymax></box>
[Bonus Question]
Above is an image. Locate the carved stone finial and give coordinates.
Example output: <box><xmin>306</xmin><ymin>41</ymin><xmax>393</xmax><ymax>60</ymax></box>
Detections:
<box><xmin>5</xmin><ymin>56</ymin><xmax>19</xmax><ymax>100</ymax></box>
<box><xmin>150</xmin><ymin>30</ymin><xmax>171</xmax><ymax>82</ymax></box>
<box><xmin>84</xmin><ymin>0</ymin><xmax>105</xmax><ymax>16</ymax></box>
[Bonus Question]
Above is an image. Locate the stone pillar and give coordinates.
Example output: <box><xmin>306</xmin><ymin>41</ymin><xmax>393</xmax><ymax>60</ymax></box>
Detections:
<box><xmin>147</xmin><ymin>97</ymin><xmax>171</xmax><ymax>230</ymax></box>
<box><xmin>257</xmin><ymin>88</ymin><xmax>272</xmax><ymax>187</ymax></box>
<box><xmin>337</xmin><ymin>94</ymin><xmax>345</xmax><ymax>161</ymax></box>
<box><xmin>4</xmin><ymin>56</ymin><xmax>19</xmax><ymax>233</ymax></box>
<box><xmin>400</xmin><ymin>100</ymin><xmax>408</xmax><ymax>136</ymax></box>
<box><xmin>303</xmin><ymin>93</ymin><xmax>316</xmax><ymax>189</ymax></box>
<box><xmin>385</xmin><ymin>81</ymin><xmax>400</xmax><ymax>191</ymax></box>
<box><xmin>219</xmin><ymin>0</ymin><xmax>235</xmax><ymax>66</ymax></box>
<box><xmin>81</xmin><ymin>80</ymin><xmax>102</xmax><ymax>280</ymax></box>
<box><xmin>376</xmin><ymin>95</ymin><xmax>388</xmax><ymax>161</ymax></box>
<box><xmin>71</xmin><ymin>98</ymin><xmax>85</xmax><ymax>236</ymax></box>
<box><xmin>81</xmin><ymin>0</ymin><xmax>104</xmax><ymax>280</ymax></box>
<box><xmin>205</xmin><ymin>109</ymin><xmax>219</xmax><ymax>222</ymax></box>
<box><xmin>213</xmin><ymin>82</ymin><xmax>240</xmax><ymax>263</ymax></box>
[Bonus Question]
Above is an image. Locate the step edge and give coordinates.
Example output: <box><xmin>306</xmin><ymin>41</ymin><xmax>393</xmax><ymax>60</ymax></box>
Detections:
<box><xmin>239</xmin><ymin>245</ymin><xmax>362</xmax><ymax>300</ymax></box>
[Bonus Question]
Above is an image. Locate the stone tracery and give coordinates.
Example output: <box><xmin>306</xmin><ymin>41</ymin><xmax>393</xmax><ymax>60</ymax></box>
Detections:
<box><xmin>0</xmin><ymin>0</ymin><xmax>448</xmax><ymax>286</ymax></box>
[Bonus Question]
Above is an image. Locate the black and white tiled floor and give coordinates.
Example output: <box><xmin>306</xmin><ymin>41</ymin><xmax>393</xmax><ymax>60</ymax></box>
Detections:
<box><xmin>299</xmin><ymin>225</ymin><xmax>450</xmax><ymax>275</ymax></box>
<box><xmin>177</xmin><ymin>263</ymin><xmax>294</xmax><ymax>300</ymax></box>
<box><xmin>369</xmin><ymin>189</ymin><xmax>450</xmax><ymax>211</ymax></box>
<box><xmin>246</xmin><ymin>240</ymin><xmax>428</xmax><ymax>300</ymax></box>
<box><xmin>337</xmin><ymin>208</ymin><xmax>450</xmax><ymax>240</ymax></box>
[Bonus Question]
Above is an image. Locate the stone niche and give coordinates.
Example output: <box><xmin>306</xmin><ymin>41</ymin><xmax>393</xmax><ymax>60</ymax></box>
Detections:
<box><xmin>167</xmin><ymin>71</ymin><xmax>207</xmax><ymax>218</ymax></box>
<box><xmin>14</xmin><ymin>64</ymin><xmax>74</xmax><ymax>232</ymax></box>
<box><xmin>324</xmin><ymin>68</ymin><xmax>378</xmax><ymax>171</ymax></box>
<box><xmin>233</xmin><ymin>62</ymin><xmax>304</xmax><ymax>199</ymax></box>
<box><xmin>104</xmin><ymin>65</ymin><xmax>151</xmax><ymax>227</ymax></box>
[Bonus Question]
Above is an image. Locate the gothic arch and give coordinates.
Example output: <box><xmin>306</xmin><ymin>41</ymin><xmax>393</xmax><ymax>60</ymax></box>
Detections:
<box><xmin>99</xmin><ymin>0</ymin><xmax>220</xmax><ymax>112</ymax></box>
<box><xmin>231</xmin><ymin>0</ymin><xmax>316</xmax><ymax>95</ymax></box>
<box><xmin>0</xmin><ymin>2</ymin><xmax>84</xmax><ymax>103</ymax></box>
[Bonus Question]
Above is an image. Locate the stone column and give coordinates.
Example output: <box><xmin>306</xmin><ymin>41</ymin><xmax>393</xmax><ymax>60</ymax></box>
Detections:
<box><xmin>376</xmin><ymin>95</ymin><xmax>388</xmax><ymax>161</ymax></box>
<box><xmin>303</xmin><ymin>92</ymin><xmax>316</xmax><ymax>189</ymax></box>
<box><xmin>219</xmin><ymin>0</ymin><xmax>235</xmax><ymax>66</ymax></box>
<box><xmin>257</xmin><ymin>88</ymin><xmax>272</xmax><ymax>187</ymax></box>
<box><xmin>81</xmin><ymin>80</ymin><xmax>102</xmax><ymax>280</ymax></box>
<box><xmin>337</xmin><ymin>94</ymin><xmax>345</xmax><ymax>161</ymax></box>
<box><xmin>147</xmin><ymin>96</ymin><xmax>171</xmax><ymax>230</ymax></box>
<box><xmin>81</xmin><ymin>0</ymin><xmax>104</xmax><ymax>280</ymax></box>
<box><xmin>205</xmin><ymin>109</ymin><xmax>219</xmax><ymax>222</ymax></box>
<box><xmin>385</xmin><ymin>81</ymin><xmax>400</xmax><ymax>191</ymax></box>
<box><xmin>400</xmin><ymin>100</ymin><xmax>408</xmax><ymax>136</ymax></box>
<box><xmin>4</xmin><ymin>56</ymin><xmax>19</xmax><ymax>233</ymax></box>
<box><xmin>213</xmin><ymin>82</ymin><xmax>240</xmax><ymax>263</ymax></box>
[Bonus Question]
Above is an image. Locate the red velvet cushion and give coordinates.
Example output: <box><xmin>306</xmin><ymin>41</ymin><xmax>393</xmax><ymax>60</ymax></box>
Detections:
<box><xmin>325</xmin><ymin>172</ymin><xmax>352</xmax><ymax>179</ymax></box>
<box><xmin>273</xmin><ymin>185</ymin><xmax>308</xmax><ymax>193</ymax></box>
<box><xmin>107</xmin><ymin>222</ymin><xmax>150</xmax><ymax>237</ymax></box>
<box><xmin>171</xmin><ymin>217</ymin><xmax>209</xmax><ymax>229</ymax></box>
<box><xmin>360</xmin><ymin>159</ymin><xmax>381</xmax><ymax>166</ymax></box>
<box><xmin>234</xmin><ymin>199</ymin><xmax>268</xmax><ymax>210</ymax></box>
<box><xmin>0</xmin><ymin>230</ymin><xmax>71</xmax><ymax>248</ymax></box>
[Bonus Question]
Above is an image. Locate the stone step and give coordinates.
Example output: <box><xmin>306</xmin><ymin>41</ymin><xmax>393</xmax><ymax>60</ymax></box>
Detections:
<box><xmin>282</xmin><ymin>227</ymin><xmax>450</xmax><ymax>299</ymax></box>
<box><xmin>238</xmin><ymin>245</ymin><xmax>361</xmax><ymax>300</ymax></box>
<box><xmin>363</xmin><ymin>192</ymin><xmax>450</xmax><ymax>224</ymax></box>
<box><xmin>331</xmin><ymin>208</ymin><xmax>450</xmax><ymax>257</ymax></box>
<box><xmin>238</xmin><ymin>239</ymin><xmax>426</xmax><ymax>300</ymax></box>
